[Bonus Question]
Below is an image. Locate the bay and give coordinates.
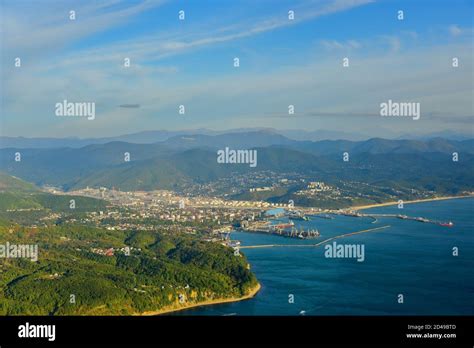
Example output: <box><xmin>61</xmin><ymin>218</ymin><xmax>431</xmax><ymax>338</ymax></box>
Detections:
<box><xmin>176</xmin><ymin>198</ymin><xmax>474</xmax><ymax>315</ymax></box>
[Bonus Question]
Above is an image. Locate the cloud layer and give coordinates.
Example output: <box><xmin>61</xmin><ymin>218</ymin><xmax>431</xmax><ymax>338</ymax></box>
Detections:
<box><xmin>1</xmin><ymin>0</ymin><xmax>473</xmax><ymax>138</ymax></box>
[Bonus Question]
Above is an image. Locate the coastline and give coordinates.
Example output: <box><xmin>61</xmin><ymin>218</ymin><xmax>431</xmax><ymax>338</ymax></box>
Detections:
<box><xmin>128</xmin><ymin>196</ymin><xmax>468</xmax><ymax>316</ymax></box>
<box><xmin>137</xmin><ymin>282</ymin><xmax>261</xmax><ymax>316</ymax></box>
<box><xmin>350</xmin><ymin>195</ymin><xmax>473</xmax><ymax>211</ymax></box>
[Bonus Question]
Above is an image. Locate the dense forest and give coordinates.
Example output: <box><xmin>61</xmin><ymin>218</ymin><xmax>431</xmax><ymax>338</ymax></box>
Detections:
<box><xmin>0</xmin><ymin>225</ymin><xmax>257</xmax><ymax>315</ymax></box>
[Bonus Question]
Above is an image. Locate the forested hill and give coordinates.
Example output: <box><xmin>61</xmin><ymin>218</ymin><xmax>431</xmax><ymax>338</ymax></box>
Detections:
<box><xmin>0</xmin><ymin>136</ymin><xmax>472</xmax><ymax>193</ymax></box>
<box><xmin>0</xmin><ymin>225</ymin><xmax>258</xmax><ymax>315</ymax></box>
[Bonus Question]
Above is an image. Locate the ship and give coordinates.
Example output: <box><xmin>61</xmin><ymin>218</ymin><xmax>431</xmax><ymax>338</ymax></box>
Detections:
<box><xmin>271</xmin><ymin>221</ymin><xmax>295</xmax><ymax>230</ymax></box>
<box><xmin>343</xmin><ymin>211</ymin><xmax>363</xmax><ymax>217</ymax></box>
<box><xmin>291</xmin><ymin>226</ymin><xmax>320</xmax><ymax>239</ymax></box>
<box><xmin>396</xmin><ymin>215</ymin><xmax>409</xmax><ymax>220</ymax></box>
<box><xmin>288</xmin><ymin>211</ymin><xmax>310</xmax><ymax>221</ymax></box>
<box><xmin>308</xmin><ymin>229</ymin><xmax>320</xmax><ymax>238</ymax></box>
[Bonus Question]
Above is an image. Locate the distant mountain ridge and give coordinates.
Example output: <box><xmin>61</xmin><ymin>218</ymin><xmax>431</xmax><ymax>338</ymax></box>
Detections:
<box><xmin>0</xmin><ymin>136</ymin><xmax>472</xmax><ymax>193</ymax></box>
<box><xmin>2</xmin><ymin>128</ymin><xmax>472</xmax><ymax>148</ymax></box>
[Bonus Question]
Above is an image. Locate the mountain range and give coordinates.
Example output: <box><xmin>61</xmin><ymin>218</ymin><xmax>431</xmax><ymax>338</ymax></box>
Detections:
<box><xmin>1</xmin><ymin>128</ymin><xmax>472</xmax><ymax>148</ymax></box>
<box><xmin>0</xmin><ymin>131</ymin><xmax>472</xmax><ymax>194</ymax></box>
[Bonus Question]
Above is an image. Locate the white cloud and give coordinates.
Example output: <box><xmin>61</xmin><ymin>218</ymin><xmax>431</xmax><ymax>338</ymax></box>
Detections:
<box><xmin>1</xmin><ymin>0</ymin><xmax>168</xmax><ymax>57</ymax></box>
<box><xmin>2</xmin><ymin>0</ymin><xmax>472</xmax><ymax>138</ymax></box>
<box><xmin>380</xmin><ymin>35</ymin><xmax>401</xmax><ymax>53</ymax></box>
<box><xmin>449</xmin><ymin>25</ymin><xmax>463</xmax><ymax>36</ymax></box>
<box><xmin>87</xmin><ymin>0</ymin><xmax>370</xmax><ymax>66</ymax></box>
<box><xmin>320</xmin><ymin>39</ymin><xmax>362</xmax><ymax>50</ymax></box>
<box><xmin>4</xmin><ymin>38</ymin><xmax>472</xmax><ymax>137</ymax></box>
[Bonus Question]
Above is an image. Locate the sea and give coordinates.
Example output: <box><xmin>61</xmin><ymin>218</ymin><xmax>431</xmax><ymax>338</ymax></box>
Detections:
<box><xmin>175</xmin><ymin>197</ymin><xmax>474</xmax><ymax>315</ymax></box>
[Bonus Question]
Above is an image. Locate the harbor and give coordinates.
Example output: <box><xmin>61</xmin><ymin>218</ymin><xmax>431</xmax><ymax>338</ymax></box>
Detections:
<box><xmin>240</xmin><ymin>219</ymin><xmax>320</xmax><ymax>239</ymax></box>
<box><xmin>240</xmin><ymin>207</ymin><xmax>454</xmax><ymax>239</ymax></box>
<box><xmin>334</xmin><ymin>211</ymin><xmax>454</xmax><ymax>227</ymax></box>
<box><xmin>289</xmin><ymin>207</ymin><xmax>454</xmax><ymax>228</ymax></box>
<box><xmin>219</xmin><ymin>205</ymin><xmax>455</xmax><ymax>251</ymax></box>
<box><xmin>181</xmin><ymin>197</ymin><xmax>473</xmax><ymax>316</ymax></box>
<box><xmin>239</xmin><ymin>225</ymin><xmax>391</xmax><ymax>249</ymax></box>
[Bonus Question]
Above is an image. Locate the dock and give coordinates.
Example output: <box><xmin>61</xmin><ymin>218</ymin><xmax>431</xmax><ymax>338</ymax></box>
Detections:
<box><xmin>240</xmin><ymin>225</ymin><xmax>391</xmax><ymax>249</ymax></box>
<box><xmin>336</xmin><ymin>212</ymin><xmax>453</xmax><ymax>227</ymax></box>
<box><xmin>241</xmin><ymin>220</ymin><xmax>319</xmax><ymax>239</ymax></box>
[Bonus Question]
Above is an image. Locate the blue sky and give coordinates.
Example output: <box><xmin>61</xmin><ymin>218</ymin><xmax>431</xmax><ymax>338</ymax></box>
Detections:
<box><xmin>1</xmin><ymin>0</ymin><xmax>473</xmax><ymax>138</ymax></box>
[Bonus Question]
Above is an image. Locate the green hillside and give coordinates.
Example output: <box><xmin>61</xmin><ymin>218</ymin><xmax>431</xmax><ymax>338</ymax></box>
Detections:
<box><xmin>0</xmin><ymin>173</ymin><xmax>107</xmax><ymax>213</ymax></box>
<box><xmin>0</xmin><ymin>225</ymin><xmax>257</xmax><ymax>315</ymax></box>
<box><xmin>1</xmin><ymin>139</ymin><xmax>473</xmax><ymax>194</ymax></box>
<box><xmin>0</xmin><ymin>172</ymin><xmax>39</xmax><ymax>193</ymax></box>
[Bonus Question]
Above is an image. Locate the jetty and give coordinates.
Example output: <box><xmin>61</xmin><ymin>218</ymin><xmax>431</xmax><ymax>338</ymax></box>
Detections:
<box><xmin>335</xmin><ymin>212</ymin><xmax>454</xmax><ymax>227</ymax></box>
<box><xmin>240</xmin><ymin>225</ymin><xmax>391</xmax><ymax>249</ymax></box>
<box><xmin>241</xmin><ymin>220</ymin><xmax>319</xmax><ymax>239</ymax></box>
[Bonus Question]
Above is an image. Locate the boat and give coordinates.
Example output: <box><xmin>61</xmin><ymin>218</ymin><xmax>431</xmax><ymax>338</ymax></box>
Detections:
<box><xmin>439</xmin><ymin>221</ymin><xmax>454</xmax><ymax>227</ymax></box>
<box><xmin>292</xmin><ymin>227</ymin><xmax>320</xmax><ymax>239</ymax></box>
<box><xmin>288</xmin><ymin>211</ymin><xmax>310</xmax><ymax>221</ymax></box>
<box><xmin>271</xmin><ymin>221</ymin><xmax>295</xmax><ymax>230</ymax></box>
<box><xmin>289</xmin><ymin>214</ymin><xmax>310</xmax><ymax>221</ymax></box>
<box><xmin>396</xmin><ymin>215</ymin><xmax>408</xmax><ymax>219</ymax></box>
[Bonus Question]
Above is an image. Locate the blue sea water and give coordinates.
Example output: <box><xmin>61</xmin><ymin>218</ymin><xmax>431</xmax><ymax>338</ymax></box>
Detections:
<box><xmin>177</xmin><ymin>198</ymin><xmax>474</xmax><ymax>315</ymax></box>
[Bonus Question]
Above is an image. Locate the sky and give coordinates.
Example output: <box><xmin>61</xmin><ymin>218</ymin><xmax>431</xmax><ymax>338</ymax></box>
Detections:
<box><xmin>0</xmin><ymin>0</ymin><xmax>473</xmax><ymax>138</ymax></box>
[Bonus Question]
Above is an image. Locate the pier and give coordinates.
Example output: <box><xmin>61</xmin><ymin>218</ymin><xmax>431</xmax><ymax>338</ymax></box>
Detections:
<box><xmin>282</xmin><ymin>208</ymin><xmax>453</xmax><ymax>228</ymax></box>
<box><xmin>299</xmin><ymin>209</ymin><xmax>453</xmax><ymax>227</ymax></box>
<box><xmin>237</xmin><ymin>206</ymin><xmax>453</xmax><ymax>244</ymax></box>
<box><xmin>239</xmin><ymin>225</ymin><xmax>391</xmax><ymax>249</ymax></box>
<box><xmin>336</xmin><ymin>212</ymin><xmax>453</xmax><ymax>227</ymax></box>
<box><xmin>241</xmin><ymin>220</ymin><xmax>319</xmax><ymax>239</ymax></box>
